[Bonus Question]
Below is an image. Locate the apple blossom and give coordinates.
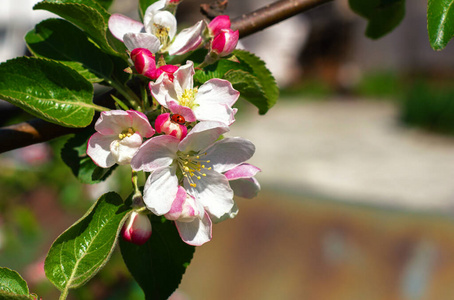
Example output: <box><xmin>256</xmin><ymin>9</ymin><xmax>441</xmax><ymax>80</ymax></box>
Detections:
<box><xmin>121</xmin><ymin>211</ymin><xmax>152</xmax><ymax>245</ymax></box>
<box><xmin>155</xmin><ymin>113</ymin><xmax>188</xmax><ymax>140</ymax></box>
<box><xmin>131</xmin><ymin>121</ymin><xmax>255</xmax><ymax>219</ymax></box>
<box><xmin>108</xmin><ymin>0</ymin><xmax>204</xmax><ymax>55</ymax></box>
<box><xmin>150</xmin><ymin>60</ymin><xmax>239</xmax><ymax>126</ymax></box>
<box><xmin>87</xmin><ymin>110</ymin><xmax>155</xmax><ymax>168</ymax></box>
<box><xmin>165</xmin><ymin>186</ymin><xmax>212</xmax><ymax>246</ymax></box>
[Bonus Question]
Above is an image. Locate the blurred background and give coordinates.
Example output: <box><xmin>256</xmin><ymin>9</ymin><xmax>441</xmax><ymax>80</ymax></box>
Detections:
<box><xmin>2</xmin><ymin>0</ymin><xmax>454</xmax><ymax>299</ymax></box>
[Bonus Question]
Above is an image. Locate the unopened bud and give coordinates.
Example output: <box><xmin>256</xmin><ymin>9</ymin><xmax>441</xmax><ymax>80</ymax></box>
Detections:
<box><xmin>208</xmin><ymin>15</ymin><xmax>231</xmax><ymax>37</ymax></box>
<box><xmin>121</xmin><ymin>211</ymin><xmax>152</xmax><ymax>245</ymax></box>
<box><xmin>155</xmin><ymin>113</ymin><xmax>187</xmax><ymax>140</ymax></box>
<box><xmin>211</xmin><ymin>29</ymin><xmax>239</xmax><ymax>57</ymax></box>
<box><xmin>130</xmin><ymin>48</ymin><xmax>157</xmax><ymax>78</ymax></box>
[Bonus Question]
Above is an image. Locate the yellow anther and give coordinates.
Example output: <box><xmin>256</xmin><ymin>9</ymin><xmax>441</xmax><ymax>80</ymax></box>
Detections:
<box><xmin>202</xmin><ymin>174</ymin><xmax>206</xmax><ymax>177</ymax></box>
<box><xmin>197</xmin><ymin>176</ymin><xmax>201</xmax><ymax>180</ymax></box>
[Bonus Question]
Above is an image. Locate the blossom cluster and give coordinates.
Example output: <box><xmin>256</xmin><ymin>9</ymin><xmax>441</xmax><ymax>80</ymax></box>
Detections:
<box><xmin>86</xmin><ymin>0</ymin><xmax>259</xmax><ymax>246</ymax></box>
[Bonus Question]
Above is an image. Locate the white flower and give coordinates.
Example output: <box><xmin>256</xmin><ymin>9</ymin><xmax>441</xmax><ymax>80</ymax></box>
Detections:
<box><xmin>131</xmin><ymin>122</ymin><xmax>255</xmax><ymax>219</ymax></box>
<box><xmin>150</xmin><ymin>61</ymin><xmax>240</xmax><ymax>126</ymax></box>
<box><xmin>108</xmin><ymin>0</ymin><xmax>204</xmax><ymax>55</ymax></box>
<box><xmin>87</xmin><ymin>110</ymin><xmax>154</xmax><ymax>167</ymax></box>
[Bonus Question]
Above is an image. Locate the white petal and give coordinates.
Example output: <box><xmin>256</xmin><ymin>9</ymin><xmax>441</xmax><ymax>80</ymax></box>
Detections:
<box><xmin>197</xmin><ymin>78</ymin><xmax>239</xmax><ymax>107</ymax></box>
<box><xmin>149</xmin><ymin>75</ymin><xmax>177</xmax><ymax>107</ymax></box>
<box><xmin>128</xmin><ymin>110</ymin><xmax>155</xmax><ymax>138</ymax></box>
<box><xmin>173</xmin><ymin>61</ymin><xmax>194</xmax><ymax>92</ymax></box>
<box><xmin>109</xmin><ymin>133</ymin><xmax>142</xmax><ymax>165</ymax></box>
<box><xmin>144</xmin><ymin>0</ymin><xmax>167</xmax><ymax>29</ymax></box>
<box><xmin>175</xmin><ymin>212</ymin><xmax>212</xmax><ymax>246</ymax></box>
<box><xmin>108</xmin><ymin>14</ymin><xmax>144</xmax><ymax>42</ymax></box>
<box><xmin>194</xmin><ymin>102</ymin><xmax>236</xmax><ymax>125</ymax></box>
<box><xmin>124</xmin><ymin>33</ymin><xmax>161</xmax><ymax>52</ymax></box>
<box><xmin>204</xmin><ymin>137</ymin><xmax>255</xmax><ymax>173</ymax></box>
<box><xmin>185</xmin><ymin>169</ymin><xmax>234</xmax><ymax>218</ymax></box>
<box><xmin>230</xmin><ymin>178</ymin><xmax>261</xmax><ymax>199</ymax></box>
<box><xmin>95</xmin><ymin>110</ymin><xmax>131</xmax><ymax>135</ymax></box>
<box><xmin>143</xmin><ymin>166</ymin><xmax>178</xmax><ymax>215</ymax></box>
<box><xmin>178</xmin><ymin>121</ymin><xmax>229</xmax><ymax>153</ymax></box>
<box><xmin>210</xmin><ymin>202</ymin><xmax>239</xmax><ymax>223</ymax></box>
<box><xmin>131</xmin><ymin>135</ymin><xmax>179</xmax><ymax>172</ymax></box>
<box><xmin>151</xmin><ymin>11</ymin><xmax>177</xmax><ymax>39</ymax></box>
<box><xmin>87</xmin><ymin>133</ymin><xmax>116</xmax><ymax>168</ymax></box>
<box><xmin>167</xmin><ymin>21</ymin><xmax>204</xmax><ymax>55</ymax></box>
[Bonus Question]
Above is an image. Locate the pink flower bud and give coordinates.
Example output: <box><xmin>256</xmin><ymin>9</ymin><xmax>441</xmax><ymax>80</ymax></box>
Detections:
<box><xmin>155</xmin><ymin>113</ymin><xmax>188</xmax><ymax>140</ymax></box>
<box><xmin>121</xmin><ymin>212</ymin><xmax>152</xmax><ymax>245</ymax></box>
<box><xmin>211</xmin><ymin>29</ymin><xmax>239</xmax><ymax>57</ymax></box>
<box><xmin>130</xmin><ymin>48</ymin><xmax>157</xmax><ymax>78</ymax></box>
<box><xmin>208</xmin><ymin>15</ymin><xmax>231</xmax><ymax>37</ymax></box>
<box><xmin>157</xmin><ymin>64</ymin><xmax>179</xmax><ymax>82</ymax></box>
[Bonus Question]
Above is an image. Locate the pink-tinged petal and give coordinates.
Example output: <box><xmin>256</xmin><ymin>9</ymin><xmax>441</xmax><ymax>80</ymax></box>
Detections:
<box><xmin>196</xmin><ymin>78</ymin><xmax>239</xmax><ymax>107</ymax></box>
<box><xmin>230</xmin><ymin>177</ymin><xmax>261</xmax><ymax>199</ymax></box>
<box><xmin>121</xmin><ymin>212</ymin><xmax>152</xmax><ymax>245</ymax></box>
<box><xmin>194</xmin><ymin>102</ymin><xmax>236</xmax><ymax>126</ymax></box>
<box><xmin>87</xmin><ymin>133</ymin><xmax>116</xmax><ymax>168</ymax></box>
<box><xmin>131</xmin><ymin>135</ymin><xmax>179</xmax><ymax>171</ymax></box>
<box><xmin>208</xmin><ymin>15</ymin><xmax>231</xmax><ymax>36</ymax></box>
<box><xmin>95</xmin><ymin>110</ymin><xmax>132</xmax><ymax>135</ymax></box>
<box><xmin>185</xmin><ymin>169</ymin><xmax>234</xmax><ymax>218</ymax></box>
<box><xmin>167</xmin><ymin>21</ymin><xmax>204</xmax><ymax>55</ymax></box>
<box><xmin>178</xmin><ymin>121</ymin><xmax>229</xmax><ymax>153</ymax></box>
<box><xmin>209</xmin><ymin>202</ymin><xmax>238</xmax><ymax>224</ymax></box>
<box><xmin>110</xmin><ymin>133</ymin><xmax>143</xmax><ymax>165</ymax></box>
<box><xmin>151</xmin><ymin>11</ymin><xmax>177</xmax><ymax>39</ymax></box>
<box><xmin>108</xmin><ymin>14</ymin><xmax>144</xmax><ymax>42</ymax></box>
<box><xmin>149</xmin><ymin>74</ymin><xmax>176</xmax><ymax>107</ymax></box>
<box><xmin>224</xmin><ymin>163</ymin><xmax>261</xmax><ymax>180</ymax></box>
<box><xmin>204</xmin><ymin>137</ymin><xmax>255</xmax><ymax>173</ymax></box>
<box><xmin>167</xmin><ymin>100</ymin><xmax>196</xmax><ymax>122</ymax></box>
<box><xmin>165</xmin><ymin>186</ymin><xmax>187</xmax><ymax>220</ymax></box>
<box><xmin>124</xmin><ymin>33</ymin><xmax>161</xmax><ymax>52</ymax></box>
<box><xmin>173</xmin><ymin>61</ymin><xmax>194</xmax><ymax>92</ymax></box>
<box><xmin>143</xmin><ymin>166</ymin><xmax>178</xmax><ymax>215</ymax></box>
<box><xmin>175</xmin><ymin>212</ymin><xmax>212</xmax><ymax>246</ymax></box>
<box><xmin>128</xmin><ymin>110</ymin><xmax>155</xmax><ymax>137</ymax></box>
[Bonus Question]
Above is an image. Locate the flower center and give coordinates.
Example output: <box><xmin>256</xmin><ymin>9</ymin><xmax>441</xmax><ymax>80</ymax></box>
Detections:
<box><xmin>118</xmin><ymin>127</ymin><xmax>135</xmax><ymax>140</ymax></box>
<box><xmin>178</xmin><ymin>88</ymin><xmax>198</xmax><ymax>109</ymax></box>
<box><xmin>153</xmin><ymin>23</ymin><xmax>170</xmax><ymax>47</ymax></box>
<box><xmin>176</xmin><ymin>151</ymin><xmax>211</xmax><ymax>187</ymax></box>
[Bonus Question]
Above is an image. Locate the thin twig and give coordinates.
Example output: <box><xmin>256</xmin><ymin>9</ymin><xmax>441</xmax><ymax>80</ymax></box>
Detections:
<box><xmin>0</xmin><ymin>0</ymin><xmax>333</xmax><ymax>154</ymax></box>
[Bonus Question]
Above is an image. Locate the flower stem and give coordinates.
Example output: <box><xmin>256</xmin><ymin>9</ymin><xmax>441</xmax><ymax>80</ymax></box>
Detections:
<box><xmin>108</xmin><ymin>79</ymin><xmax>142</xmax><ymax>111</ymax></box>
<box><xmin>59</xmin><ymin>288</ymin><xmax>69</xmax><ymax>300</ymax></box>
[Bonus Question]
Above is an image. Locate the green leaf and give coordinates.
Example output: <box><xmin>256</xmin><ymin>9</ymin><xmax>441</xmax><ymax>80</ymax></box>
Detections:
<box><xmin>0</xmin><ymin>268</ymin><xmax>30</xmax><ymax>297</ymax></box>
<box><xmin>0</xmin><ymin>293</ymin><xmax>33</xmax><ymax>300</ymax></box>
<box><xmin>61</xmin><ymin>129</ymin><xmax>117</xmax><ymax>184</ymax></box>
<box><xmin>349</xmin><ymin>0</ymin><xmax>406</xmax><ymax>39</ymax></box>
<box><xmin>26</xmin><ymin>18</ymin><xmax>114</xmax><ymax>84</ymax></box>
<box><xmin>428</xmin><ymin>0</ymin><xmax>454</xmax><ymax>50</ymax></box>
<box><xmin>93</xmin><ymin>0</ymin><xmax>114</xmax><ymax>10</ymax></box>
<box><xmin>232</xmin><ymin>50</ymin><xmax>279</xmax><ymax>114</ymax></box>
<box><xmin>120</xmin><ymin>216</ymin><xmax>195</xmax><ymax>300</ymax></box>
<box><xmin>45</xmin><ymin>192</ymin><xmax>131</xmax><ymax>294</ymax></box>
<box><xmin>34</xmin><ymin>1</ymin><xmax>121</xmax><ymax>56</ymax></box>
<box><xmin>139</xmin><ymin>0</ymin><xmax>159</xmax><ymax>19</ymax></box>
<box><xmin>224</xmin><ymin>69</ymin><xmax>268</xmax><ymax>112</ymax></box>
<box><xmin>0</xmin><ymin>57</ymin><xmax>95</xmax><ymax>128</ymax></box>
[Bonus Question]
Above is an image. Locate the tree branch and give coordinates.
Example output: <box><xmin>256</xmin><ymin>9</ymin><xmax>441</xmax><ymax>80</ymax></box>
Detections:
<box><xmin>0</xmin><ymin>0</ymin><xmax>332</xmax><ymax>154</ymax></box>
<box><xmin>231</xmin><ymin>0</ymin><xmax>333</xmax><ymax>38</ymax></box>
